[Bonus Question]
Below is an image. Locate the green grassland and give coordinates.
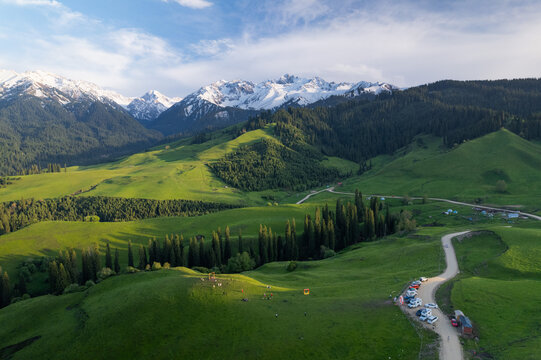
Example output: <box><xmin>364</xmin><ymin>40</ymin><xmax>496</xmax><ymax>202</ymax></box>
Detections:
<box><xmin>2</xmin><ymin>126</ymin><xmax>540</xmax><ymax>213</ymax></box>
<box><xmin>0</xmin><ymin>125</ymin><xmax>357</xmax><ymax>206</ymax></box>
<box><xmin>438</xmin><ymin>227</ymin><xmax>541</xmax><ymax>359</ymax></box>
<box><xmin>318</xmin><ymin>129</ymin><xmax>541</xmax><ymax>212</ymax></box>
<box><xmin>0</xmin><ymin>234</ymin><xmax>440</xmax><ymax>360</ymax></box>
<box><xmin>0</xmin><ymin>204</ymin><xmax>319</xmax><ymax>277</ymax></box>
<box><xmin>0</xmin><ymin>127</ymin><xmax>276</xmax><ymax>205</ymax></box>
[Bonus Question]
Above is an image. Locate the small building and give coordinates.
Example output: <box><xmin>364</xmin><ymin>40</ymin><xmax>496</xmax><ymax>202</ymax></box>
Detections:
<box><xmin>508</xmin><ymin>213</ymin><xmax>519</xmax><ymax>219</ymax></box>
<box><xmin>454</xmin><ymin>310</ymin><xmax>473</xmax><ymax>335</ymax></box>
<box><xmin>459</xmin><ymin>315</ymin><xmax>473</xmax><ymax>335</ymax></box>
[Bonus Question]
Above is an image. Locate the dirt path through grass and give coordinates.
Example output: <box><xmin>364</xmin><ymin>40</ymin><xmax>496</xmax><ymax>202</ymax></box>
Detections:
<box><xmin>418</xmin><ymin>231</ymin><xmax>469</xmax><ymax>360</ymax></box>
<box><xmin>298</xmin><ymin>186</ymin><xmax>541</xmax><ymax>221</ymax></box>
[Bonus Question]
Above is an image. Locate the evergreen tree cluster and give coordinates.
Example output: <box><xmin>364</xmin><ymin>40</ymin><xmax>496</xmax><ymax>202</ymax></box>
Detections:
<box><xmin>0</xmin><ymin>266</ymin><xmax>12</xmax><ymax>308</ymax></box>
<box><xmin>35</xmin><ymin>190</ymin><xmax>402</xmax><ymax>298</ymax></box>
<box><xmin>0</xmin><ymin>196</ymin><xmax>238</xmax><ymax>235</ymax></box>
<box><xmin>209</xmin><ymin>138</ymin><xmax>340</xmax><ymax>191</ymax></box>
<box><xmin>239</xmin><ymin>79</ymin><xmax>541</xmax><ymax>177</ymax></box>
<box><xmin>0</xmin><ymin>96</ymin><xmax>162</xmax><ymax>176</ymax></box>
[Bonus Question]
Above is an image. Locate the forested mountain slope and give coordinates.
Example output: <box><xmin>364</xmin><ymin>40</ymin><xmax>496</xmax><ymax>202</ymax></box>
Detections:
<box><xmin>0</xmin><ymin>96</ymin><xmax>161</xmax><ymax>175</ymax></box>
<box><xmin>242</xmin><ymin>78</ymin><xmax>541</xmax><ymax>165</ymax></box>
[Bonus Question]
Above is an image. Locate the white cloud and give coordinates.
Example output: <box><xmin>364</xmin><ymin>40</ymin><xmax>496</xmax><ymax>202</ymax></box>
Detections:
<box><xmin>162</xmin><ymin>0</ymin><xmax>212</xmax><ymax>9</ymax></box>
<box><xmin>2</xmin><ymin>0</ymin><xmax>541</xmax><ymax>98</ymax></box>
<box><xmin>1</xmin><ymin>0</ymin><xmax>61</xmax><ymax>7</ymax></box>
<box><xmin>191</xmin><ymin>38</ymin><xmax>234</xmax><ymax>56</ymax></box>
<box><xmin>163</xmin><ymin>1</ymin><xmax>541</xmax><ymax>92</ymax></box>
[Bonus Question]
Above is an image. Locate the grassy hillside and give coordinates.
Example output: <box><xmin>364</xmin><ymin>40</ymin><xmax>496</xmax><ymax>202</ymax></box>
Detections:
<box><xmin>0</xmin><ymin>127</ymin><xmax>274</xmax><ymax>205</ymax></box>
<box><xmin>0</xmin><ymin>125</ymin><xmax>357</xmax><ymax>206</ymax></box>
<box><xmin>294</xmin><ymin>129</ymin><xmax>541</xmax><ymax>211</ymax></box>
<box><xmin>0</xmin><ymin>204</ymin><xmax>318</xmax><ymax>276</ymax></box>
<box><xmin>437</xmin><ymin>226</ymin><xmax>541</xmax><ymax>359</ymax></box>
<box><xmin>0</xmin><ymin>235</ymin><xmax>440</xmax><ymax>360</ymax></box>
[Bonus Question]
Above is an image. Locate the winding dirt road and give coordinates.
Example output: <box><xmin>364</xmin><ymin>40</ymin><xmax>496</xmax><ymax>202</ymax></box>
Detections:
<box><xmin>296</xmin><ymin>187</ymin><xmax>541</xmax><ymax>221</ymax></box>
<box><xmin>411</xmin><ymin>231</ymin><xmax>469</xmax><ymax>360</ymax></box>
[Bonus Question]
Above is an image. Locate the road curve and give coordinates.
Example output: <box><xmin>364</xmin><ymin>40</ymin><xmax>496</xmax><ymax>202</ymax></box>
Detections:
<box><xmin>296</xmin><ymin>187</ymin><xmax>541</xmax><ymax>222</ymax></box>
<box><xmin>414</xmin><ymin>231</ymin><xmax>469</xmax><ymax>360</ymax></box>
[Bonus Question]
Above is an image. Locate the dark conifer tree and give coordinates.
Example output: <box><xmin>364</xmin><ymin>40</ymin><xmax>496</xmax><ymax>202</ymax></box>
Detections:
<box><xmin>138</xmin><ymin>245</ymin><xmax>147</xmax><ymax>269</ymax></box>
<box><xmin>224</xmin><ymin>226</ymin><xmax>232</xmax><ymax>261</ymax></box>
<box><xmin>105</xmin><ymin>241</ymin><xmax>112</xmax><ymax>269</ymax></box>
<box><xmin>1</xmin><ymin>272</ymin><xmax>11</xmax><ymax>307</ymax></box>
<box><xmin>163</xmin><ymin>236</ymin><xmax>172</xmax><ymax>264</ymax></box>
<box><xmin>212</xmin><ymin>231</ymin><xmax>222</xmax><ymax>266</ymax></box>
<box><xmin>148</xmin><ymin>239</ymin><xmax>155</xmax><ymax>265</ymax></box>
<box><xmin>277</xmin><ymin>235</ymin><xmax>284</xmax><ymax>260</ymax></box>
<box><xmin>91</xmin><ymin>244</ymin><xmax>100</xmax><ymax>281</ymax></box>
<box><xmin>178</xmin><ymin>235</ymin><xmax>185</xmax><ymax>267</ymax></box>
<box><xmin>308</xmin><ymin>219</ymin><xmax>316</xmax><ymax>258</ymax></box>
<box><xmin>199</xmin><ymin>237</ymin><xmax>206</xmax><ymax>268</ymax></box>
<box><xmin>49</xmin><ymin>261</ymin><xmax>59</xmax><ymax>293</ymax></box>
<box><xmin>267</xmin><ymin>227</ymin><xmax>274</xmax><ymax>262</ymax></box>
<box><xmin>328</xmin><ymin>219</ymin><xmax>336</xmax><ymax>250</ymax></box>
<box><xmin>17</xmin><ymin>272</ymin><xmax>27</xmax><ymax>296</ymax></box>
<box><xmin>365</xmin><ymin>209</ymin><xmax>376</xmax><ymax>240</ymax></box>
<box><xmin>81</xmin><ymin>249</ymin><xmax>90</xmax><ymax>282</ymax></box>
<box><xmin>314</xmin><ymin>207</ymin><xmax>322</xmax><ymax>249</ymax></box>
<box><xmin>152</xmin><ymin>238</ymin><xmax>160</xmax><ymax>265</ymax></box>
<box><xmin>238</xmin><ymin>230</ymin><xmax>243</xmax><ymax>255</ymax></box>
<box><xmin>69</xmin><ymin>249</ymin><xmax>78</xmax><ymax>283</ymax></box>
<box><xmin>114</xmin><ymin>248</ymin><xmax>120</xmax><ymax>273</ymax></box>
<box><xmin>322</xmin><ymin>220</ymin><xmax>329</xmax><ymax>248</ymax></box>
<box><xmin>128</xmin><ymin>240</ymin><xmax>134</xmax><ymax>267</ymax></box>
<box><xmin>303</xmin><ymin>215</ymin><xmax>310</xmax><ymax>256</ymax></box>
<box><xmin>292</xmin><ymin>218</ymin><xmax>298</xmax><ymax>260</ymax></box>
<box><xmin>285</xmin><ymin>220</ymin><xmax>292</xmax><ymax>260</ymax></box>
<box><xmin>57</xmin><ymin>263</ymin><xmax>70</xmax><ymax>292</ymax></box>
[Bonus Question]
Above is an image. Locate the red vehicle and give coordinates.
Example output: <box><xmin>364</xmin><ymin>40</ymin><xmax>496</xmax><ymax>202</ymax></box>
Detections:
<box><xmin>451</xmin><ymin>318</ymin><xmax>459</xmax><ymax>327</ymax></box>
<box><xmin>409</xmin><ymin>284</ymin><xmax>420</xmax><ymax>289</ymax></box>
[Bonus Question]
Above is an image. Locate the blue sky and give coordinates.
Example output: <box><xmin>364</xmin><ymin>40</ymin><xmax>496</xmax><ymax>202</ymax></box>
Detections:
<box><xmin>1</xmin><ymin>0</ymin><xmax>540</xmax><ymax>97</ymax></box>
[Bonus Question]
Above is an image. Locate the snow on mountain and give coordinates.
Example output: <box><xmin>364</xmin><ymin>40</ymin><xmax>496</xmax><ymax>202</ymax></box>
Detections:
<box><xmin>0</xmin><ymin>69</ymin><xmax>132</xmax><ymax>106</ymax></box>
<box><xmin>177</xmin><ymin>74</ymin><xmax>396</xmax><ymax>115</ymax></box>
<box><xmin>127</xmin><ymin>90</ymin><xmax>182</xmax><ymax>121</ymax></box>
<box><xmin>0</xmin><ymin>70</ymin><xmax>180</xmax><ymax>120</ymax></box>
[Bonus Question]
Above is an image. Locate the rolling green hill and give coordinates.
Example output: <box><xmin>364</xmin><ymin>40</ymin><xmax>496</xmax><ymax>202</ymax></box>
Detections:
<box><xmin>436</xmin><ymin>226</ymin><xmax>541</xmax><ymax>359</ymax></box>
<box><xmin>332</xmin><ymin>129</ymin><xmax>541</xmax><ymax>211</ymax></box>
<box><xmin>0</xmin><ymin>124</ymin><xmax>357</xmax><ymax>205</ymax></box>
<box><xmin>0</xmin><ymin>204</ymin><xmax>318</xmax><ymax>277</ymax></box>
<box><xmin>0</xmin><ymin>96</ymin><xmax>162</xmax><ymax>175</ymax></box>
<box><xmin>0</xmin><ymin>234</ymin><xmax>440</xmax><ymax>360</ymax></box>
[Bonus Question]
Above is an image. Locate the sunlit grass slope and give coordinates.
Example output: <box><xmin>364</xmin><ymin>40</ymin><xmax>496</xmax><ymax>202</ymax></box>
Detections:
<box><xmin>0</xmin><ymin>124</ymin><xmax>357</xmax><ymax>205</ymax></box>
<box><xmin>0</xmin><ymin>235</ymin><xmax>440</xmax><ymax>360</ymax></box>
<box><xmin>443</xmin><ymin>226</ymin><xmax>541</xmax><ymax>359</ymax></box>
<box><xmin>0</xmin><ymin>127</ymin><xmax>277</xmax><ymax>205</ymax></box>
<box><xmin>337</xmin><ymin>129</ymin><xmax>541</xmax><ymax>210</ymax></box>
<box><xmin>0</xmin><ymin>204</ymin><xmax>319</xmax><ymax>276</ymax></box>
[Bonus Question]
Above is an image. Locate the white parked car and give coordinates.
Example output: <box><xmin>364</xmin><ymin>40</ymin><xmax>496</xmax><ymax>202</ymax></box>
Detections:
<box><xmin>406</xmin><ymin>290</ymin><xmax>417</xmax><ymax>297</ymax></box>
<box><xmin>427</xmin><ymin>316</ymin><xmax>439</xmax><ymax>324</ymax></box>
<box><xmin>421</xmin><ymin>309</ymin><xmax>432</xmax><ymax>317</ymax></box>
<box><xmin>408</xmin><ymin>298</ymin><xmax>422</xmax><ymax>308</ymax></box>
<box><xmin>425</xmin><ymin>303</ymin><xmax>438</xmax><ymax>309</ymax></box>
<box><xmin>420</xmin><ymin>314</ymin><xmax>429</xmax><ymax>321</ymax></box>
<box><xmin>420</xmin><ymin>277</ymin><xmax>428</xmax><ymax>282</ymax></box>
<box><xmin>411</xmin><ymin>280</ymin><xmax>422</xmax><ymax>286</ymax></box>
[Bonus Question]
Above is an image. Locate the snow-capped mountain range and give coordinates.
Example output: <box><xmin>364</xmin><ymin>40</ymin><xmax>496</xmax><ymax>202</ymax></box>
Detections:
<box><xmin>0</xmin><ymin>70</ymin><xmax>181</xmax><ymax>121</ymax></box>
<box><xmin>0</xmin><ymin>70</ymin><xmax>397</xmax><ymax>130</ymax></box>
<box><xmin>178</xmin><ymin>74</ymin><xmax>396</xmax><ymax>115</ymax></box>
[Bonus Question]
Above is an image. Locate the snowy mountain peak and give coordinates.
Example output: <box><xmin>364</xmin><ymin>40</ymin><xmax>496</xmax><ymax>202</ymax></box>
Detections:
<box><xmin>127</xmin><ymin>90</ymin><xmax>182</xmax><ymax>121</ymax></box>
<box><xmin>0</xmin><ymin>69</ymin><xmax>132</xmax><ymax>106</ymax></box>
<box><xmin>181</xmin><ymin>74</ymin><xmax>397</xmax><ymax>111</ymax></box>
<box><xmin>0</xmin><ymin>69</ymin><xmax>181</xmax><ymax>121</ymax></box>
